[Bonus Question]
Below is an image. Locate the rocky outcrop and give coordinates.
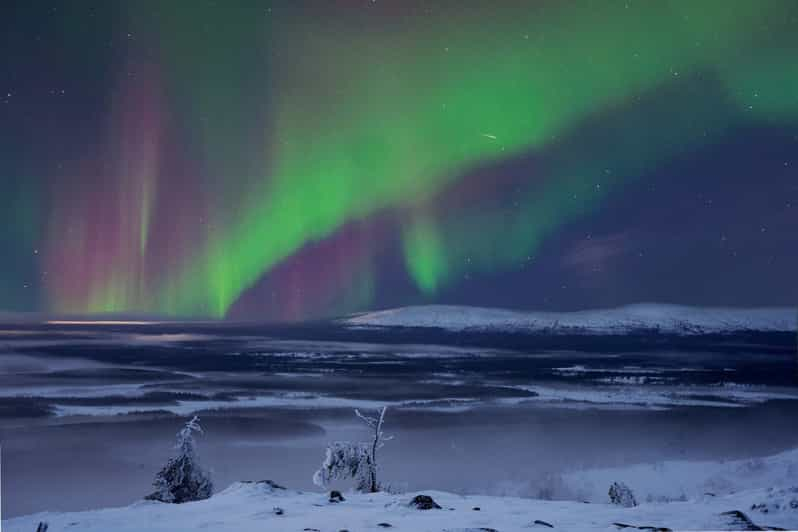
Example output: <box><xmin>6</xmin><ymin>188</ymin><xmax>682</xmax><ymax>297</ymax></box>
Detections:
<box><xmin>408</xmin><ymin>494</ymin><xmax>442</xmax><ymax>510</ymax></box>
<box><xmin>613</xmin><ymin>523</ymin><xmax>671</xmax><ymax>532</ymax></box>
<box><xmin>719</xmin><ymin>509</ymin><xmax>787</xmax><ymax>531</ymax></box>
<box><xmin>241</xmin><ymin>480</ymin><xmax>286</xmax><ymax>490</ymax></box>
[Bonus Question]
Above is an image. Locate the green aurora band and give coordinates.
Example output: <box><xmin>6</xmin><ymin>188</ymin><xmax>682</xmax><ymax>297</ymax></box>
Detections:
<box><xmin>51</xmin><ymin>1</ymin><xmax>798</xmax><ymax>318</ymax></box>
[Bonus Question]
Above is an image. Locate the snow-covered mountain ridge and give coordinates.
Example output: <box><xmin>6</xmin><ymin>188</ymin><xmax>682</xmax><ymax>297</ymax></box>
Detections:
<box><xmin>345</xmin><ymin>303</ymin><xmax>797</xmax><ymax>335</ymax></box>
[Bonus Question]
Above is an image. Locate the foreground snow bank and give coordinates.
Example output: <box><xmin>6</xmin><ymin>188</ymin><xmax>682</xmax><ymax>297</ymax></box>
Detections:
<box><xmin>6</xmin><ymin>480</ymin><xmax>797</xmax><ymax>531</ymax></box>
<box><xmin>346</xmin><ymin>303</ymin><xmax>797</xmax><ymax>334</ymax></box>
<box><xmin>562</xmin><ymin>446</ymin><xmax>798</xmax><ymax>505</ymax></box>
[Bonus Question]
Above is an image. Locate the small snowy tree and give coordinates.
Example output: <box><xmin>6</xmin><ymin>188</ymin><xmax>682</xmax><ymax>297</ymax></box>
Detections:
<box><xmin>355</xmin><ymin>406</ymin><xmax>392</xmax><ymax>492</ymax></box>
<box><xmin>147</xmin><ymin>416</ymin><xmax>213</xmax><ymax>503</ymax></box>
<box><xmin>313</xmin><ymin>406</ymin><xmax>392</xmax><ymax>493</ymax></box>
<box><xmin>313</xmin><ymin>441</ymin><xmax>374</xmax><ymax>492</ymax></box>
<box><xmin>608</xmin><ymin>481</ymin><xmax>637</xmax><ymax>507</ymax></box>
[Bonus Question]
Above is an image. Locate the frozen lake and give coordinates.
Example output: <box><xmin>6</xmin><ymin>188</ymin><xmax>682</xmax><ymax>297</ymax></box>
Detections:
<box><xmin>1</xmin><ymin>322</ymin><xmax>796</xmax><ymax>518</ymax></box>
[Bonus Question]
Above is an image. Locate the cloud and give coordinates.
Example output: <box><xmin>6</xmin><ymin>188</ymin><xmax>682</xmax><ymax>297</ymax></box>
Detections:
<box><xmin>562</xmin><ymin>232</ymin><xmax>632</xmax><ymax>274</ymax></box>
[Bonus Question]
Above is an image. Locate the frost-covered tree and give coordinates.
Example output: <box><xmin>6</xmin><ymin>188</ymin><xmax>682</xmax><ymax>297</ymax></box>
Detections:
<box><xmin>313</xmin><ymin>406</ymin><xmax>392</xmax><ymax>493</ymax></box>
<box><xmin>355</xmin><ymin>406</ymin><xmax>392</xmax><ymax>492</ymax></box>
<box><xmin>313</xmin><ymin>441</ymin><xmax>374</xmax><ymax>492</ymax></box>
<box><xmin>608</xmin><ymin>481</ymin><xmax>637</xmax><ymax>507</ymax></box>
<box><xmin>146</xmin><ymin>416</ymin><xmax>213</xmax><ymax>503</ymax></box>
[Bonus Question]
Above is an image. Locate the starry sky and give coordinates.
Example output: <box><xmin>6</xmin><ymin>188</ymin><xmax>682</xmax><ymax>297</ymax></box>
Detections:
<box><xmin>1</xmin><ymin>0</ymin><xmax>796</xmax><ymax>321</ymax></box>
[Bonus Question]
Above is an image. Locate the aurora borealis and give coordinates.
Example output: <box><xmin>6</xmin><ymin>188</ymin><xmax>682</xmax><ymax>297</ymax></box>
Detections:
<box><xmin>1</xmin><ymin>1</ymin><xmax>797</xmax><ymax>320</ymax></box>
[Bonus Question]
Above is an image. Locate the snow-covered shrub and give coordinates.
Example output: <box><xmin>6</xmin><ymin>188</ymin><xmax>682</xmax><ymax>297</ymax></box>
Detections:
<box><xmin>147</xmin><ymin>416</ymin><xmax>213</xmax><ymax>503</ymax></box>
<box><xmin>608</xmin><ymin>481</ymin><xmax>637</xmax><ymax>507</ymax></box>
<box><xmin>313</xmin><ymin>406</ymin><xmax>392</xmax><ymax>493</ymax></box>
<box><xmin>313</xmin><ymin>441</ymin><xmax>374</xmax><ymax>492</ymax></box>
<box><xmin>646</xmin><ymin>492</ymin><xmax>688</xmax><ymax>503</ymax></box>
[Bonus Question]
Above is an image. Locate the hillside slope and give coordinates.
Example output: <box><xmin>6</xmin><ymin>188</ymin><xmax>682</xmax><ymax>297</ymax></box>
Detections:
<box><xmin>346</xmin><ymin>304</ymin><xmax>797</xmax><ymax>335</ymax></box>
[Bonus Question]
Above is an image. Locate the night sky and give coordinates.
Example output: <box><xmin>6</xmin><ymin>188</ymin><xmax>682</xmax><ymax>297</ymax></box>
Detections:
<box><xmin>1</xmin><ymin>1</ymin><xmax>796</xmax><ymax>321</ymax></box>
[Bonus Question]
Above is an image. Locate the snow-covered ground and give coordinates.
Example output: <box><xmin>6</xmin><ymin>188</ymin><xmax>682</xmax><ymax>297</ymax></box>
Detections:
<box><xmin>561</xmin><ymin>446</ymin><xmax>798</xmax><ymax>505</ymax></box>
<box><xmin>346</xmin><ymin>303</ymin><xmax>797</xmax><ymax>334</ymax></box>
<box><xmin>7</xmin><ymin>445</ymin><xmax>798</xmax><ymax>531</ymax></box>
<box><xmin>6</xmin><ymin>478</ymin><xmax>797</xmax><ymax>531</ymax></box>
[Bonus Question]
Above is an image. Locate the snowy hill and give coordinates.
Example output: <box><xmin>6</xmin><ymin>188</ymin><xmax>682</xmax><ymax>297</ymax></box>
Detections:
<box><xmin>345</xmin><ymin>303</ymin><xmax>797</xmax><ymax>335</ymax></box>
<box><xmin>6</xmin><ymin>481</ymin><xmax>797</xmax><ymax>531</ymax></box>
<box><xmin>7</xmin><ymin>446</ymin><xmax>798</xmax><ymax>531</ymax></box>
<box><xmin>560</xmin><ymin>446</ymin><xmax>798</xmax><ymax>505</ymax></box>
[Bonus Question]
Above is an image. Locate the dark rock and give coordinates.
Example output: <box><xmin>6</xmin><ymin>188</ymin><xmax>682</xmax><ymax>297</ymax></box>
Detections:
<box><xmin>241</xmin><ymin>480</ymin><xmax>285</xmax><ymax>490</ymax></box>
<box><xmin>302</xmin><ymin>529</ymin><xmax>320</xmax><ymax>531</ymax></box>
<box><xmin>719</xmin><ymin>509</ymin><xmax>788</xmax><ymax>530</ymax></box>
<box><xmin>473</xmin><ymin>507</ymin><xmax>481</xmax><ymax>511</ymax></box>
<box><xmin>720</xmin><ymin>510</ymin><xmax>765</xmax><ymax>530</ymax></box>
<box><xmin>377</xmin><ymin>523</ymin><xmax>393</xmax><ymax>528</ymax></box>
<box><xmin>750</xmin><ymin>487</ymin><xmax>798</xmax><ymax>517</ymax></box>
<box><xmin>612</xmin><ymin>523</ymin><xmax>672</xmax><ymax>532</ymax></box>
<box><xmin>408</xmin><ymin>494</ymin><xmax>441</xmax><ymax>510</ymax></box>
<box><xmin>272</xmin><ymin>506</ymin><xmax>284</xmax><ymax>516</ymax></box>
<box><xmin>329</xmin><ymin>490</ymin><xmax>346</xmax><ymax>503</ymax></box>
<box><xmin>533</xmin><ymin>519</ymin><xmax>554</xmax><ymax>528</ymax></box>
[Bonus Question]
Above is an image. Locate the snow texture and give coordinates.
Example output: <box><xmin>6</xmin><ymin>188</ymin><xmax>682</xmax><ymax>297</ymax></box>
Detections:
<box><xmin>560</xmin><ymin>446</ymin><xmax>798</xmax><ymax>505</ymax></box>
<box><xmin>6</xmin><ymin>482</ymin><xmax>797</xmax><ymax>531</ymax></box>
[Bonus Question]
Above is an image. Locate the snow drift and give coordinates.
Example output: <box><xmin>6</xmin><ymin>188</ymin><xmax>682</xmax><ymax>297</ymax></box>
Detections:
<box><xmin>6</xmin><ymin>481</ymin><xmax>797</xmax><ymax>531</ymax></box>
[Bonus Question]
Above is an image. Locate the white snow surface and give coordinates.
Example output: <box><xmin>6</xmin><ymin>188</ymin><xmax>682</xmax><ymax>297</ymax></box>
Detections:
<box><xmin>560</xmin><ymin>447</ymin><xmax>798</xmax><ymax>504</ymax></box>
<box><xmin>346</xmin><ymin>303</ymin><xmax>797</xmax><ymax>335</ymax></box>
<box><xmin>6</xmin><ymin>480</ymin><xmax>797</xmax><ymax>531</ymax></box>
